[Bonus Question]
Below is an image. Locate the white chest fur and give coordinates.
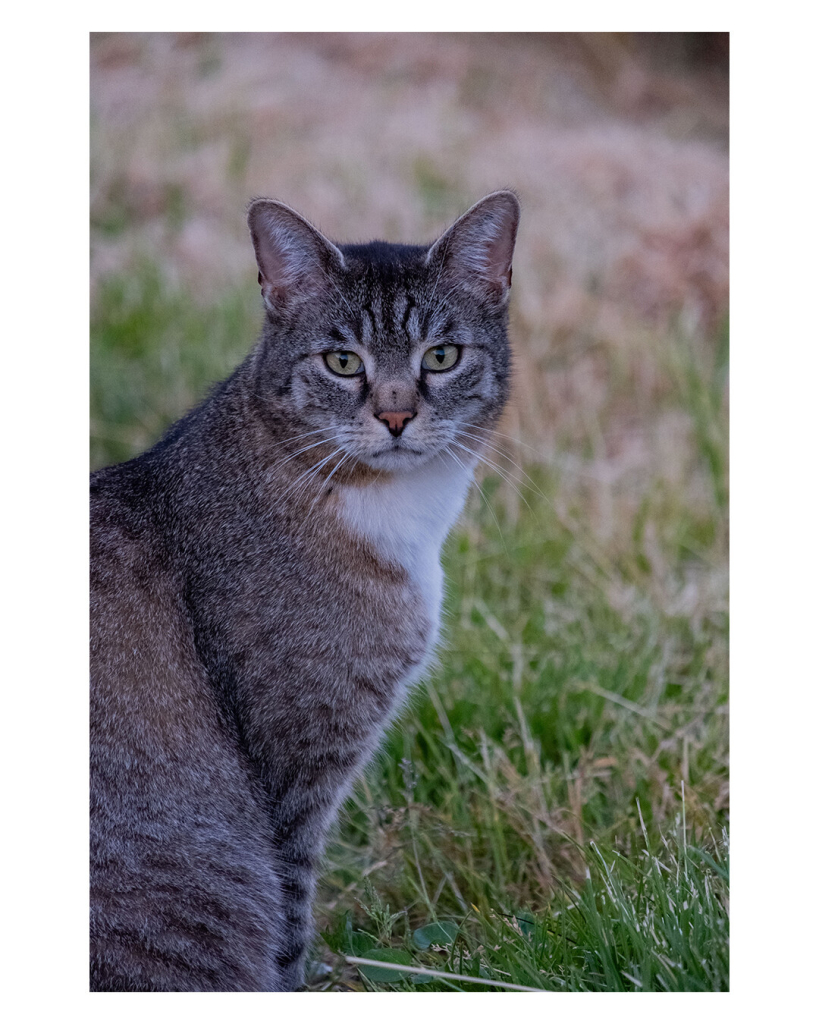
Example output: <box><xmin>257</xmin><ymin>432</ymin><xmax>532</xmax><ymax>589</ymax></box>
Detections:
<box><xmin>336</xmin><ymin>453</ymin><xmax>474</xmax><ymax>646</ymax></box>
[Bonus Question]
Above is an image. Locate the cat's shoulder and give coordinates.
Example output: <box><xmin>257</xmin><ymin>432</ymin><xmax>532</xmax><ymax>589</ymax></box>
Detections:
<box><xmin>90</xmin><ymin>457</ymin><xmax>172</xmax><ymax>591</ymax></box>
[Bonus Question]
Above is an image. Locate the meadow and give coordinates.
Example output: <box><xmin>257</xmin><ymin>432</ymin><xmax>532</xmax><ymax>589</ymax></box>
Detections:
<box><xmin>91</xmin><ymin>33</ymin><xmax>729</xmax><ymax>991</ymax></box>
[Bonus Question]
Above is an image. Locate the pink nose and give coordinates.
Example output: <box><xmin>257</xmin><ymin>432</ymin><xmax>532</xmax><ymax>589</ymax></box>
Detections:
<box><xmin>377</xmin><ymin>410</ymin><xmax>416</xmax><ymax>437</ymax></box>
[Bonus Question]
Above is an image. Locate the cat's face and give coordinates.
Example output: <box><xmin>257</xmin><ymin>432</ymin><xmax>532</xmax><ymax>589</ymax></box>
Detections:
<box><xmin>247</xmin><ymin>193</ymin><xmax>519</xmax><ymax>474</ymax></box>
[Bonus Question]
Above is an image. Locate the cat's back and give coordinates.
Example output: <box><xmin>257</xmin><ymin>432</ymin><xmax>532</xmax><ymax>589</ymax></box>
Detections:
<box><xmin>91</xmin><ymin>456</ymin><xmax>184</xmax><ymax>699</ymax></box>
<box><xmin>90</xmin><ymin>459</ymin><xmax>287</xmax><ymax>993</ymax></box>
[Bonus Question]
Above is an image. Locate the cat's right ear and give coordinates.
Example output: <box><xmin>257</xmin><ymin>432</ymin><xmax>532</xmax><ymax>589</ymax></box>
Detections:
<box><xmin>247</xmin><ymin>199</ymin><xmax>345</xmax><ymax>313</ymax></box>
<box><xmin>426</xmin><ymin>190</ymin><xmax>520</xmax><ymax>307</ymax></box>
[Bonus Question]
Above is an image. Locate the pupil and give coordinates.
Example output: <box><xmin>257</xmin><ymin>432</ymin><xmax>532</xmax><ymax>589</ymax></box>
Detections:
<box><xmin>436</xmin><ymin>348</ymin><xmax>445</xmax><ymax>363</ymax></box>
<box><xmin>339</xmin><ymin>353</ymin><xmax>349</xmax><ymax>368</ymax></box>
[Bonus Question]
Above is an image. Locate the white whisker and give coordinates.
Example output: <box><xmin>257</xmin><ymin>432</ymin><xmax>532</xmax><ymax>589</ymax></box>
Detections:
<box><xmin>278</xmin><ymin>435</ymin><xmax>341</xmax><ymax>467</ymax></box>
<box><xmin>276</xmin><ymin>448</ymin><xmax>341</xmax><ymax>506</ymax></box>
<box><xmin>462</xmin><ymin>422</ymin><xmax>547</xmax><ymax>460</ymax></box>
<box><xmin>306</xmin><ymin>449</ymin><xmax>353</xmax><ymax>516</ymax></box>
<box><xmin>455</xmin><ymin>428</ymin><xmax>552</xmax><ymax>507</ymax></box>
<box><xmin>446</xmin><ymin>445</ymin><xmax>507</xmax><ymax>550</ymax></box>
<box><xmin>421</xmin><ymin>279</ymin><xmax>465</xmax><ymax>335</ymax></box>
<box><xmin>256</xmin><ymin>425</ymin><xmax>337</xmax><ymax>453</ymax></box>
<box><xmin>448</xmin><ymin>437</ymin><xmax>534</xmax><ymax>512</ymax></box>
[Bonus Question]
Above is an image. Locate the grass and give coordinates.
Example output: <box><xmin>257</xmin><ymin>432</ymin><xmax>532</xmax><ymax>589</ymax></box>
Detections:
<box><xmin>90</xmin><ymin>263</ymin><xmax>255</xmax><ymax>469</ymax></box>
<box><xmin>90</xmin><ymin>260</ymin><xmax>728</xmax><ymax>992</ymax></box>
<box><xmin>314</xmin><ymin>455</ymin><xmax>728</xmax><ymax>991</ymax></box>
<box><xmin>325</xmin><ymin>818</ymin><xmax>728</xmax><ymax>992</ymax></box>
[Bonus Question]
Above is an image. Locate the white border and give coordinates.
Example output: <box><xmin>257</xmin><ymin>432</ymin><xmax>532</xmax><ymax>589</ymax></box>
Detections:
<box><xmin>8</xmin><ymin>8</ymin><xmax>817</xmax><ymax>1020</ymax></box>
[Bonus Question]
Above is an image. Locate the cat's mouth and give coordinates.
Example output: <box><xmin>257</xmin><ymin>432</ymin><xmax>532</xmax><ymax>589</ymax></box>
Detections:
<box><xmin>362</xmin><ymin>442</ymin><xmax>430</xmax><ymax>471</ymax></box>
<box><xmin>371</xmin><ymin>443</ymin><xmax>425</xmax><ymax>458</ymax></box>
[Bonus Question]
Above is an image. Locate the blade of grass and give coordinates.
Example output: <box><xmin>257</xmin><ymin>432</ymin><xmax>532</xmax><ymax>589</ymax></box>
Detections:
<box><xmin>345</xmin><ymin>956</ymin><xmax>545</xmax><ymax>991</ymax></box>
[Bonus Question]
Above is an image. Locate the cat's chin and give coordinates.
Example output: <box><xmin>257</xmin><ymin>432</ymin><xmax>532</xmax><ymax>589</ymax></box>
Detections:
<box><xmin>360</xmin><ymin>445</ymin><xmax>436</xmax><ymax>473</ymax></box>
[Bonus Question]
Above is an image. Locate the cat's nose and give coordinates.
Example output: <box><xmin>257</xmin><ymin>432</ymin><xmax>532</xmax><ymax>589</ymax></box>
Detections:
<box><xmin>376</xmin><ymin>409</ymin><xmax>416</xmax><ymax>437</ymax></box>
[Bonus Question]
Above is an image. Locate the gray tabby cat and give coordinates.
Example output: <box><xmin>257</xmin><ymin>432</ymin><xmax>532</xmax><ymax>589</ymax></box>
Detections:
<box><xmin>90</xmin><ymin>190</ymin><xmax>520</xmax><ymax>991</ymax></box>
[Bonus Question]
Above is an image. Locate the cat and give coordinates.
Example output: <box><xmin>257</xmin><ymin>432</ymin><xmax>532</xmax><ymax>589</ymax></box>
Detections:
<box><xmin>90</xmin><ymin>190</ymin><xmax>520</xmax><ymax>991</ymax></box>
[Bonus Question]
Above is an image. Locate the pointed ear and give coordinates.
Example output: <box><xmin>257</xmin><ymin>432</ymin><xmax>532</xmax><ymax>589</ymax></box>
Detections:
<box><xmin>247</xmin><ymin>199</ymin><xmax>344</xmax><ymax>312</ymax></box>
<box><xmin>426</xmin><ymin>190</ymin><xmax>520</xmax><ymax>306</ymax></box>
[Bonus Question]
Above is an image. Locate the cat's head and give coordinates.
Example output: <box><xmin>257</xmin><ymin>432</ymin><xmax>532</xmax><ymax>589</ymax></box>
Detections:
<box><xmin>246</xmin><ymin>192</ymin><xmax>519</xmax><ymax>474</ymax></box>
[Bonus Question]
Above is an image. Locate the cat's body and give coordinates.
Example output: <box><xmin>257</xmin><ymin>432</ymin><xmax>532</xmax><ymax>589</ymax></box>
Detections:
<box><xmin>90</xmin><ymin>192</ymin><xmax>519</xmax><ymax>991</ymax></box>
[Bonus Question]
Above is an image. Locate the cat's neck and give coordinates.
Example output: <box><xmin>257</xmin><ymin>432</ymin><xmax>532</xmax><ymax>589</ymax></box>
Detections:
<box><xmin>335</xmin><ymin>451</ymin><xmax>474</xmax><ymax>566</ymax></box>
<box><xmin>333</xmin><ymin>451</ymin><xmax>474</xmax><ymax>646</ymax></box>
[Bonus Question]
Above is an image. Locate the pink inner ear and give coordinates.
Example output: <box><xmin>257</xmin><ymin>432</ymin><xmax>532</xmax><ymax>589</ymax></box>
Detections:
<box><xmin>253</xmin><ymin>218</ymin><xmax>311</xmax><ymax>290</ymax></box>
<box><xmin>480</xmin><ymin>221</ymin><xmax>516</xmax><ymax>287</ymax></box>
<box><xmin>428</xmin><ymin>192</ymin><xmax>520</xmax><ymax>299</ymax></box>
<box><xmin>248</xmin><ymin>202</ymin><xmax>344</xmax><ymax>306</ymax></box>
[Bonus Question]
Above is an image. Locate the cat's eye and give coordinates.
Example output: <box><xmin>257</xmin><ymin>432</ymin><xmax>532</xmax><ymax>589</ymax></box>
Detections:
<box><xmin>421</xmin><ymin>344</ymin><xmax>460</xmax><ymax>372</ymax></box>
<box><xmin>324</xmin><ymin>351</ymin><xmax>364</xmax><ymax>377</ymax></box>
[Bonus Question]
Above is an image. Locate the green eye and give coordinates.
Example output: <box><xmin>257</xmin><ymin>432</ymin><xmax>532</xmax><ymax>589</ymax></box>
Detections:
<box><xmin>422</xmin><ymin>344</ymin><xmax>460</xmax><ymax>372</ymax></box>
<box><xmin>324</xmin><ymin>351</ymin><xmax>363</xmax><ymax>376</ymax></box>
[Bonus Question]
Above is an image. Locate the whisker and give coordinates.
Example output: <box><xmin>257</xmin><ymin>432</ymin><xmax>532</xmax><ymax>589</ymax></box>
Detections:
<box><xmin>274</xmin><ymin>425</ymin><xmax>335</xmax><ymax>445</ymax></box>
<box><xmin>421</xmin><ymin>280</ymin><xmax>465</xmax><ymax>336</ymax></box>
<box><xmin>461</xmin><ymin>422</ymin><xmax>548</xmax><ymax>461</ymax></box>
<box><xmin>276</xmin><ymin>448</ymin><xmax>341</xmax><ymax>506</ymax></box>
<box><xmin>455</xmin><ymin>428</ymin><xmax>553</xmax><ymax>507</ymax></box>
<box><xmin>327</xmin><ymin>272</ymin><xmax>357</xmax><ymax>320</ymax></box>
<box><xmin>306</xmin><ymin>449</ymin><xmax>353</xmax><ymax>516</ymax></box>
<box><xmin>462</xmin><ymin>424</ymin><xmax>619</xmax><ymax>483</ymax></box>
<box><xmin>458</xmin><ymin>432</ymin><xmax>617</xmax><ymax>584</ymax></box>
<box><xmin>282</xmin><ymin>425</ymin><xmax>336</xmax><ymax>441</ymax></box>
<box><xmin>240</xmin><ymin>399</ymin><xmax>337</xmax><ymax>446</ymax></box>
<box><xmin>293</xmin><ymin>450</ymin><xmax>341</xmax><ymax>498</ymax></box>
<box><xmin>421</xmin><ymin>234</ymin><xmax>451</xmax><ymax>326</ymax></box>
<box><xmin>247</xmin><ymin>423</ymin><xmax>337</xmax><ymax>454</ymax></box>
<box><xmin>446</xmin><ymin>445</ymin><xmax>507</xmax><ymax>552</ymax></box>
<box><xmin>448</xmin><ymin>438</ymin><xmax>534</xmax><ymax>513</ymax></box>
<box><xmin>279</xmin><ymin>435</ymin><xmax>343</xmax><ymax>467</ymax></box>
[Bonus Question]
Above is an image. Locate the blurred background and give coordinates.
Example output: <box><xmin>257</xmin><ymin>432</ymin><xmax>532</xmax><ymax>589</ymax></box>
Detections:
<box><xmin>90</xmin><ymin>33</ymin><xmax>729</xmax><ymax>991</ymax></box>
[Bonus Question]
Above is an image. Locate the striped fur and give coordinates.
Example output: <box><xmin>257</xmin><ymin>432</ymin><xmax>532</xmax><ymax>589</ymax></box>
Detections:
<box><xmin>90</xmin><ymin>192</ymin><xmax>519</xmax><ymax>990</ymax></box>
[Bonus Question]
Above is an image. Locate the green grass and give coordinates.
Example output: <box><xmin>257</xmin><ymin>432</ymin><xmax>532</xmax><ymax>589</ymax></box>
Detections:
<box><xmin>322</xmin><ymin>820</ymin><xmax>728</xmax><ymax>992</ymax></box>
<box><xmin>91</xmin><ymin>262</ymin><xmax>729</xmax><ymax>992</ymax></box>
<box><xmin>91</xmin><ymin>262</ymin><xmax>257</xmax><ymax>470</ymax></box>
<box><xmin>314</xmin><ymin>463</ymin><xmax>728</xmax><ymax>991</ymax></box>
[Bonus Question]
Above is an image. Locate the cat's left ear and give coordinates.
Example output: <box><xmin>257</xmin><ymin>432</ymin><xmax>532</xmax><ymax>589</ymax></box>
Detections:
<box><xmin>426</xmin><ymin>190</ymin><xmax>520</xmax><ymax>306</ymax></box>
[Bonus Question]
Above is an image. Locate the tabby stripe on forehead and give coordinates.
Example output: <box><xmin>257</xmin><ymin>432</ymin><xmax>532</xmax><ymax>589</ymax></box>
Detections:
<box><xmin>401</xmin><ymin>295</ymin><xmax>416</xmax><ymax>336</ymax></box>
<box><xmin>362</xmin><ymin>300</ymin><xmax>378</xmax><ymax>339</ymax></box>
